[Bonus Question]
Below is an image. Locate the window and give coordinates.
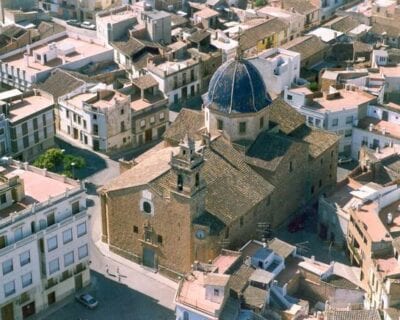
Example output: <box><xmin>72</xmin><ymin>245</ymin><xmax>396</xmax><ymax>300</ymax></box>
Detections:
<box><xmin>66</xmin><ymin>110</ymin><xmax>70</xmax><ymax>118</ymax></box>
<box><xmin>177</xmin><ymin>174</ymin><xmax>183</xmax><ymax>191</ymax></box>
<box><xmin>21</xmin><ymin>272</ymin><xmax>32</xmax><ymax>288</ymax></box>
<box><xmin>140</xmin><ymin>120</ymin><xmax>146</xmax><ymax>128</ymax></box>
<box><xmin>311</xmin><ymin>185</ymin><xmax>315</xmax><ymax>194</ymax></box>
<box><xmin>49</xmin><ymin>258</ymin><xmax>60</xmax><ymax>275</ymax></box>
<box><xmin>150</xmin><ymin>117</ymin><xmax>155</xmax><ymax>124</ymax></box>
<box><xmin>320</xmin><ymin>158</ymin><xmax>324</xmax><ymax>165</ymax></box>
<box><xmin>83</xmin><ymin>120</ymin><xmax>87</xmax><ymax>129</ymax></box>
<box><xmin>64</xmin><ymin>251</ymin><xmax>74</xmax><ymax>267</ymax></box>
<box><xmin>23</xmin><ymin>136</ymin><xmax>29</xmax><ymax>149</ymax></box>
<box><xmin>93</xmin><ymin>124</ymin><xmax>98</xmax><ymax>135</ymax></box>
<box><xmin>133</xmin><ymin>225</ymin><xmax>139</xmax><ymax>233</ymax></box>
<box><xmin>195</xmin><ymin>173</ymin><xmax>200</xmax><ymax>187</ymax></box>
<box><xmin>20</xmin><ymin>251</ymin><xmax>30</xmax><ymax>266</ymax></box>
<box><xmin>77</xmin><ymin>222</ymin><xmax>87</xmax><ymax>238</ymax></box>
<box><xmin>143</xmin><ymin>201</ymin><xmax>152</xmax><ymax>214</ymax></box>
<box><xmin>217</xmin><ymin>119</ymin><xmax>223</xmax><ymax>130</ymax></box>
<box><xmin>157</xmin><ymin>235</ymin><xmax>163</xmax><ymax>244</ymax></box>
<box><xmin>0</xmin><ymin>193</ymin><xmax>6</xmax><ymax>204</ymax></box>
<box><xmin>72</xmin><ymin>201</ymin><xmax>80</xmax><ymax>214</ymax></box>
<box><xmin>319</xmin><ymin>179</ymin><xmax>322</xmax><ymax>188</ymax></box>
<box><xmin>287</xmin><ymin>94</ymin><xmax>293</xmax><ymax>101</ymax></box>
<box><xmin>2</xmin><ymin>259</ymin><xmax>13</xmax><ymax>275</ymax></box>
<box><xmin>34</xmin><ymin>131</ymin><xmax>39</xmax><ymax>144</ymax></box>
<box><xmin>47</xmin><ymin>236</ymin><xmax>58</xmax><ymax>252</ymax></box>
<box><xmin>159</xmin><ymin>112</ymin><xmax>165</xmax><ymax>120</ymax></box>
<box><xmin>4</xmin><ymin>280</ymin><xmax>15</xmax><ymax>297</ymax></box>
<box><xmin>93</xmin><ymin>114</ymin><xmax>97</xmax><ymax>120</ymax></box>
<box><xmin>22</xmin><ymin>123</ymin><xmax>28</xmax><ymax>135</ymax></box>
<box><xmin>239</xmin><ymin>122</ymin><xmax>246</xmax><ymax>134</ymax></box>
<box><xmin>63</xmin><ymin>229</ymin><xmax>73</xmax><ymax>244</ymax></box>
<box><xmin>33</xmin><ymin>118</ymin><xmax>38</xmax><ymax>130</ymax></box>
<box><xmin>78</xmin><ymin>244</ymin><xmax>88</xmax><ymax>259</ymax></box>
<box><xmin>44</xmin><ymin>127</ymin><xmax>48</xmax><ymax>139</ymax></box>
<box><xmin>120</xmin><ymin>121</ymin><xmax>125</xmax><ymax>132</ymax></box>
<box><xmin>214</xmin><ymin>289</ymin><xmax>219</xmax><ymax>296</ymax></box>
<box><xmin>260</xmin><ymin>117</ymin><xmax>264</xmax><ymax>129</ymax></box>
<box><xmin>332</xmin><ymin>118</ymin><xmax>338</xmax><ymax>127</ymax></box>
<box><xmin>42</xmin><ymin>114</ymin><xmax>47</xmax><ymax>126</ymax></box>
<box><xmin>289</xmin><ymin>161</ymin><xmax>293</xmax><ymax>172</ymax></box>
<box><xmin>345</xmin><ymin>129</ymin><xmax>352</xmax><ymax>137</ymax></box>
<box><xmin>308</xmin><ymin>117</ymin><xmax>314</xmax><ymax>126</ymax></box>
<box><xmin>14</xmin><ymin>227</ymin><xmax>23</xmax><ymax>242</ymax></box>
<box><xmin>240</xmin><ymin>217</ymin><xmax>244</xmax><ymax>227</ymax></box>
<box><xmin>346</xmin><ymin>116</ymin><xmax>353</xmax><ymax>124</ymax></box>
<box><xmin>121</xmin><ymin>108</ymin><xmax>124</xmax><ymax>115</ymax></box>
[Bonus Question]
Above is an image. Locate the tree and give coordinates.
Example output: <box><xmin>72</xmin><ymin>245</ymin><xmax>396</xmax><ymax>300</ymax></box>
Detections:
<box><xmin>308</xmin><ymin>82</ymin><xmax>319</xmax><ymax>92</ymax></box>
<box><xmin>255</xmin><ymin>0</ymin><xmax>266</xmax><ymax>6</ymax></box>
<box><xmin>63</xmin><ymin>155</ymin><xmax>86</xmax><ymax>171</ymax></box>
<box><xmin>33</xmin><ymin>148</ymin><xmax>64</xmax><ymax>170</ymax></box>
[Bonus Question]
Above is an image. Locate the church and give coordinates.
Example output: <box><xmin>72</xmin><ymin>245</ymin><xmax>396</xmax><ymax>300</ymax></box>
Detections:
<box><xmin>99</xmin><ymin>58</ymin><xmax>339</xmax><ymax>276</ymax></box>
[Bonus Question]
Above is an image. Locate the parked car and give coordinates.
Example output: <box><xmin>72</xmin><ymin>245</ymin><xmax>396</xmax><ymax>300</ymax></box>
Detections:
<box><xmin>66</xmin><ymin>19</ymin><xmax>80</xmax><ymax>27</ymax></box>
<box><xmin>80</xmin><ymin>21</ymin><xmax>96</xmax><ymax>30</ymax></box>
<box><xmin>75</xmin><ymin>293</ymin><xmax>98</xmax><ymax>309</ymax></box>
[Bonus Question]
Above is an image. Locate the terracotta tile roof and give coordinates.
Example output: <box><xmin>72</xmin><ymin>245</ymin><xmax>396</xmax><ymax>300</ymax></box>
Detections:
<box><xmin>242</xmin><ymin>285</ymin><xmax>268</xmax><ymax>308</ymax></box>
<box><xmin>163</xmin><ymin>108</ymin><xmax>205</xmax><ymax>144</ymax></box>
<box><xmin>323</xmin><ymin>15</ymin><xmax>360</xmax><ymax>33</ymax></box>
<box><xmin>370</xmin><ymin>20</ymin><xmax>400</xmax><ymax>38</ymax></box>
<box><xmin>131</xmin><ymin>74</ymin><xmax>158</xmax><ymax>89</ymax></box>
<box><xmin>283</xmin><ymin>35</ymin><xmax>329</xmax><ymax>63</ymax></box>
<box><xmin>282</xmin><ymin>0</ymin><xmax>318</xmax><ymax>14</ymax></box>
<box><xmin>229</xmin><ymin>264</ymin><xmax>254</xmax><ymax>294</ymax></box>
<box><xmin>291</xmin><ymin>125</ymin><xmax>339</xmax><ymax>159</ymax></box>
<box><xmin>36</xmin><ymin>68</ymin><xmax>87</xmax><ymax>99</ymax></box>
<box><xmin>267</xmin><ymin>98</ymin><xmax>305</xmax><ymax>135</ymax></box>
<box><xmin>267</xmin><ymin>238</ymin><xmax>296</xmax><ymax>258</ymax></box>
<box><xmin>325</xmin><ymin>309</ymin><xmax>380</xmax><ymax>320</ymax></box>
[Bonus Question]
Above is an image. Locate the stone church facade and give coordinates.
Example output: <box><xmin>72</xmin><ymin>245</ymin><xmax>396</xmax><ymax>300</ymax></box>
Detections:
<box><xmin>99</xmin><ymin>58</ymin><xmax>339</xmax><ymax>276</ymax></box>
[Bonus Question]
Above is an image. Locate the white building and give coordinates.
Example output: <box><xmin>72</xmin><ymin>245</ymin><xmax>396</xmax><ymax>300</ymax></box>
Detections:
<box><xmin>0</xmin><ymin>32</ymin><xmax>112</xmax><ymax>90</ymax></box>
<box><xmin>0</xmin><ymin>159</ymin><xmax>89</xmax><ymax>320</ymax></box>
<box><xmin>210</xmin><ymin>31</ymin><xmax>238</xmax><ymax>63</ymax></box>
<box><xmin>58</xmin><ymin>87</ymin><xmax>132</xmax><ymax>153</ymax></box>
<box><xmin>249</xmin><ymin>48</ymin><xmax>300</xmax><ymax>96</ymax></box>
<box><xmin>284</xmin><ymin>85</ymin><xmax>377</xmax><ymax>155</ymax></box>
<box><xmin>352</xmin><ymin>102</ymin><xmax>400</xmax><ymax>159</ymax></box>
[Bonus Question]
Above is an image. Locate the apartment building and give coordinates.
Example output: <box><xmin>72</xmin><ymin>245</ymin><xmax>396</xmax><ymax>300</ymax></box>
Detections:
<box><xmin>284</xmin><ymin>85</ymin><xmax>376</xmax><ymax>155</ymax></box>
<box><xmin>0</xmin><ymin>33</ymin><xmax>112</xmax><ymax>90</ymax></box>
<box><xmin>352</xmin><ymin>103</ymin><xmax>400</xmax><ymax>159</ymax></box>
<box><xmin>0</xmin><ymin>89</ymin><xmax>55</xmax><ymax>162</ymax></box>
<box><xmin>58</xmin><ymin>88</ymin><xmax>132</xmax><ymax>153</ymax></box>
<box><xmin>0</xmin><ymin>159</ymin><xmax>89</xmax><ymax>320</ymax></box>
<box><xmin>146</xmin><ymin>55</ymin><xmax>202</xmax><ymax>106</ymax></box>
<box><xmin>347</xmin><ymin>183</ymin><xmax>400</xmax><ymax>309</ymax></box>
<box><xmin>249</xmin><ymin>48</ymin><xmax>300</xmax><ymax>96</ymax></box>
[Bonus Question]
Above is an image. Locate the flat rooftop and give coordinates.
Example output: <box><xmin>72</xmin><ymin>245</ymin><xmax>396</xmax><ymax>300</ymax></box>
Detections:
<box><xmin>353</xmin><ymin>201</ymin><xmax>392</xmax><ymax>242</ymax></box>
<box><xmin>177</xmin><ymin>271</ymin><xmax>226</xmax><ymax>316</ymax></box>
<box><xmin>378</xmin><ymin>199</ymin><xmax>400</xmax><ymax>236</ymax></box>
<box><xmin>8</xmin><ymin>94</ymin><xmax>53</xmax><ymax>123</ymax></box>
<box><xmin>65</xmin><ymin>90</ymin><xmax>128</xmax><ymax>110</ymax></box>
<box><xmin>380</xmin><ymin>65</ymin><xmax>400</xmax><ymax>77</ymax></box>
<box><xmin>0</xmin><ymin>164</ymin><xmax>78</xmax><ymax>219</ymax></box>
<box><xmin>97</xmin><ymin>8</ymin><xmax>137</xmax><ymax>24</ymax></box>
<box><xmin>3</xmin><ymin>36</ymin><xmax>110</xmax><ymax>78</ymax></box>
<box><xmin>212</xmin><ymin>251</ymin><xmax>241</xmax><ymax>274</ymax></box>
<box><xmin>311</xmin><ymin>89</ymin><xmax>376</xmax><ymax>112</ymax></box>
<box><xmin>358</xmin><ymin>116</ymin><xmax>400</xmax><ymax>140</ymax></box>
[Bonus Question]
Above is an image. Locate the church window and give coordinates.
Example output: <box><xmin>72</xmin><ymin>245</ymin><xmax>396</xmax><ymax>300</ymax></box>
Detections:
<box><xmin>195</xmin><ymin>173</ymin><xmax>200</xmax><ymax>187</ymax></box>
<box><xmin>260</xmin><ymin>117</ymin><xmax>264</xmax><ymax>129</ymax></box>
<box><xmin>239</xmin><ymin>122</ymin><xmax>246</xmax><ymax>134</ymax></box>
<box><xmin>289</xmin><ymin>161</ymin><xmax>293</xmax><ymax>172</ymax></box>
<box><xmin>177</xmin><ymin>174</ymin><xmax>183</xmax><ymax>191</ymax></box>
<box><xmin>143</xmin><ymin>201</ymin><xmax>152</xmax><ymax>214</ymax></box>
<box><xmin>217</xmin><ymin>119</ymin><xmax>223</xmax><ymax>130</ymax></box>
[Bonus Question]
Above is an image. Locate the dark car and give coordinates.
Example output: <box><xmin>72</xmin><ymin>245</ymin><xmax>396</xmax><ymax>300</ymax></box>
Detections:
<box><xmin>66</xmin><ymin>19</ymin><xmax>80</xmax><ymax>27</ymax></box>
<box><xmin>75</xmin><ymin>293</ymin><xmax>98</xmax><ymax>309</ymax></box>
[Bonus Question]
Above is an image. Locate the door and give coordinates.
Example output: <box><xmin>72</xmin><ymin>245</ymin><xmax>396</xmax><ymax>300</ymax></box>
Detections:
<box><xmin>382</xmin><ymin>110</ymin><xmax>389</xmax><ymax>121</ymax></box>
<box><xmin>22</xmin><ymin>302</ymin><xmax>35</xmax><ymax>319</ymax></box>
<box><xmin>73</xmin><ymin>128</ymin><xmax>79</xmax><ymax>139</ymax></box>
<box><xmin>142</xmin><ymin>247</ymin><xmax>156</xmax><ymax>269</ymax></box>
<box><xmin>145</xmin><ymin>129</ymin><xmax>152</xmax><ymax>143</ymax></box>
<box><xmin>1</xmin><ymin>303</ymin><xmax>14</xmax><ymax>320</ymax></box>
<box><xmin>75</xmin><ymin>274</ymin><xmax>83</xmax><ymax>291</ymax></box>
<box><xmin>47</xmin><ymin>292</ymin><xmax>56</xmax><ymax>305</ymax></box>
<box><xmin>93</xmin><ymin>139</ymin><xmax>99</xmax><ymax>151</ymax></box>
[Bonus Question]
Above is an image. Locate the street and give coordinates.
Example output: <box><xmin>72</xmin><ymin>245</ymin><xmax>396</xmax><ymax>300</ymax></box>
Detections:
<box><xmin>33</xmin><ymin>141</ymin><xmax>176</xmax><ymax>320</ymax></box>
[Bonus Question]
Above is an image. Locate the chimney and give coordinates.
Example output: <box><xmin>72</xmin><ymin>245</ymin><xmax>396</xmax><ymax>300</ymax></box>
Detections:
<box><xmin>23</xmin><ymin>52</ymin><xmax>30</xmax><ymax>68</ymax></box>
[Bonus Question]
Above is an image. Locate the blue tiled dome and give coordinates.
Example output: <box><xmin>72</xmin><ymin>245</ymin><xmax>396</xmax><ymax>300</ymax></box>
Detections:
<box><xmin>206</xmin><ymin>58</ymin><xmax>272</xmax><ymax>114</ymax></box>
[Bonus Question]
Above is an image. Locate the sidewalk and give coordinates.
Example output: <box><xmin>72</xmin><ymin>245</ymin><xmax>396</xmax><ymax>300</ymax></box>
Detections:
<box><xmin>95</xmin><ymin>240</ymin><xmax>179</xmax><ymax>290</ymax></box>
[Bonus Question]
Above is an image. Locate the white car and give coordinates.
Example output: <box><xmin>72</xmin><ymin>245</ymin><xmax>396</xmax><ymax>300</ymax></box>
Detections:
<box><xmin>80</xmin><ymin>21</ymin><xmax>96</xmax><ymax>30</ymax></box>
<box><xmin>75</xmin><ymin>293</ymin><xmax>98</xmax><ymax>309</ymax></box>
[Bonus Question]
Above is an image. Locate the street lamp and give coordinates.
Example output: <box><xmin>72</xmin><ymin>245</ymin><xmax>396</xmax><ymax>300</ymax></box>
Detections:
<box><xmin>71</xmin><ymin>162</ymin><xmax>76</xmax><ymax>179</ymax></box>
